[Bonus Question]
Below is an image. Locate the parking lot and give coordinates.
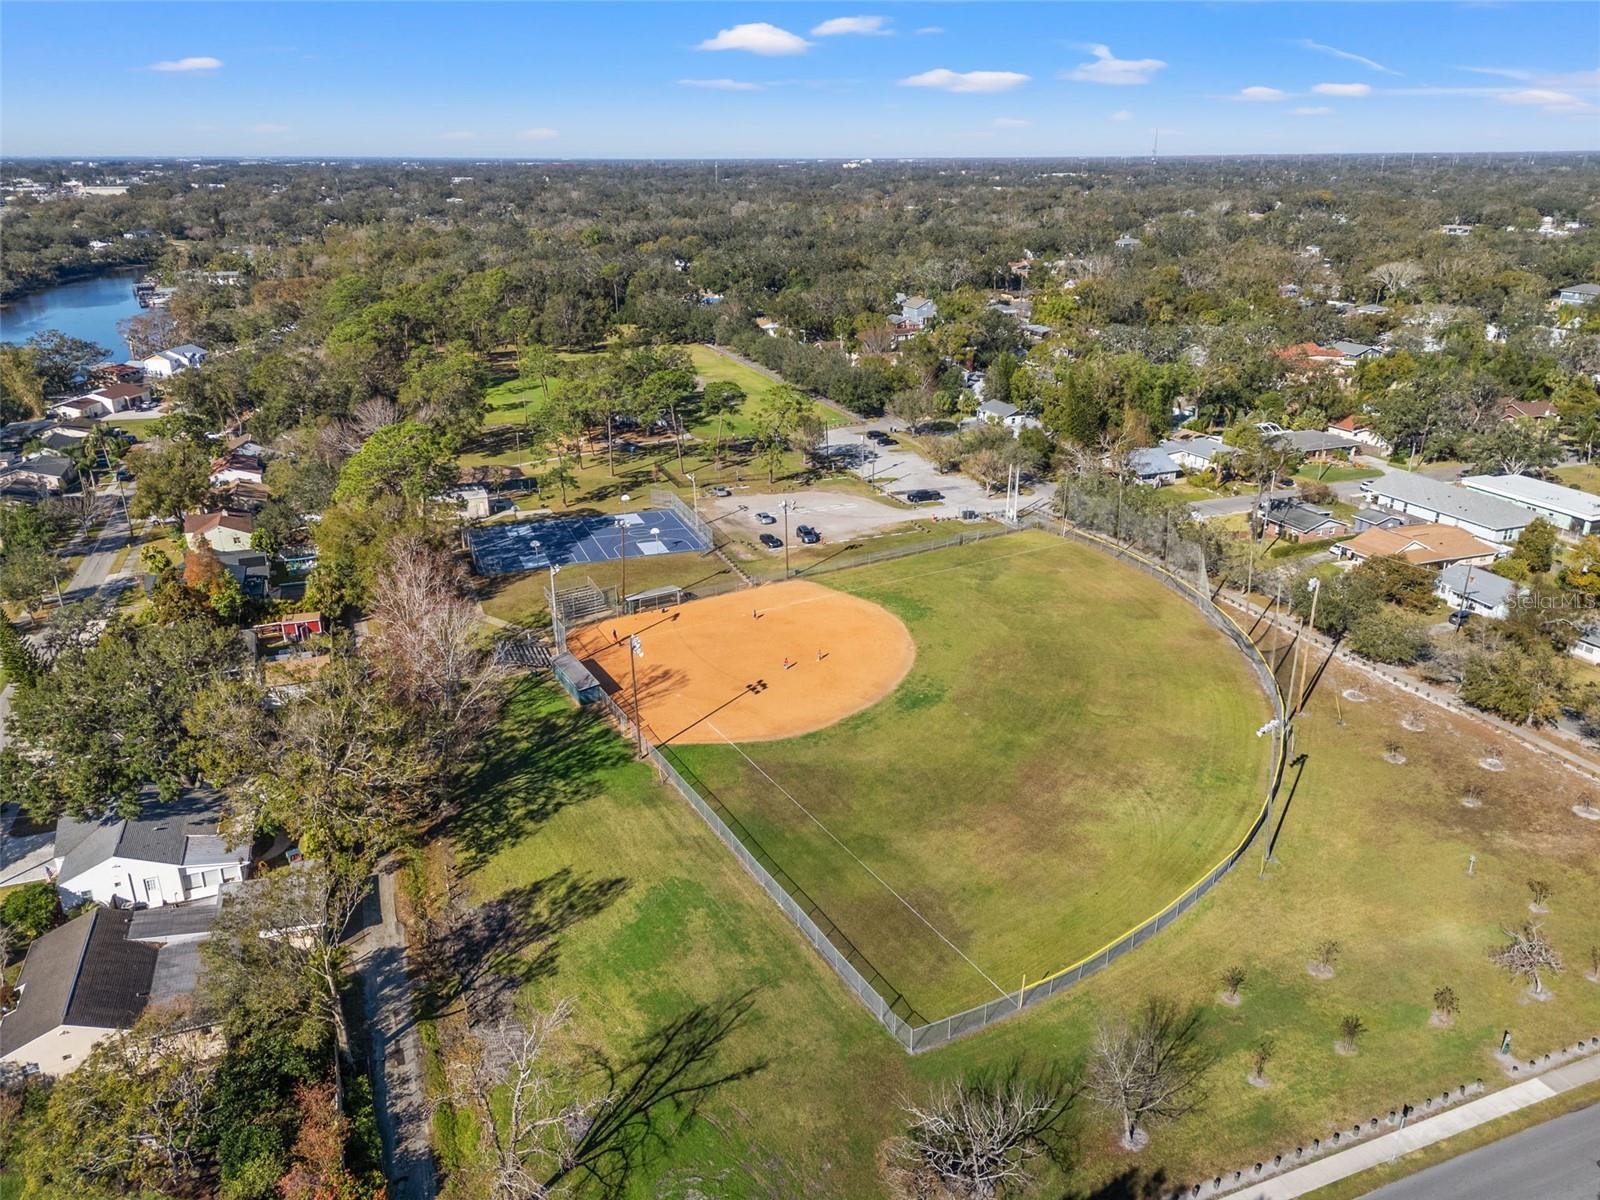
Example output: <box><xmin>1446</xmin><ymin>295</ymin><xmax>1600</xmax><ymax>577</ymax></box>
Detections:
<box><xmin>702</xmin><ymin>488</ymin><xmax>921</xmax><ymax>544</ymax></box>
<box><xmin>834</xmin><ymin>422</ymin><xmax>1004</xmax><ymax>519</ymax></box>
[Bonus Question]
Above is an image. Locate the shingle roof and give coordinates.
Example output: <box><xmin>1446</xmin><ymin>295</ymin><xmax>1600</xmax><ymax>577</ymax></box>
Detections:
<box><xmin>1277</xmin><ymin>430</ymin><xmax>1362</xmax><ymax>455</ymax></box>
<box><xmin>1266</xmin><ymin>501</ymin><xmax>1346</xmax><ymax>534</ymax></box>
<box><xmin>1130</xmin><ymin>447</ymin><xmax>1180</xmax><ymax>477</ymax></box>
<box><xmin>0</xmin><ymin>909</ymin><xmax>156</xmax><ymax>1056</ymax></box>
<box><xmin>1437</xmin><ymin>563</ymin><xmax>1517</xmax><ymax>608</ymax></box>
<box><xmin>55</xmin><ymin>787</ymin><xmax>244</xmax><ymax>883</ymax></box>
<box><xmin>1341</xmin><ymin>522</ymin><xmax>1498</xmax><ymax>565</ymax></box>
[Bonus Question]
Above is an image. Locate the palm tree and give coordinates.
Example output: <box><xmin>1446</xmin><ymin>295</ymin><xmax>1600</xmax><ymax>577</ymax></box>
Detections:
<box><xmin>701</xmin><ymin>381</ymin><xmax>745</xmax><ymax>468</ymax></box>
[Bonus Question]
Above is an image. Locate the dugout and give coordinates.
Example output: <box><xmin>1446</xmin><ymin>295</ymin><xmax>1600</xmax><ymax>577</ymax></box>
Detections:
<box><xmin>623</xmin><ymin>585</ymin><xmax>684</xmax><ymax>614</ymax></box>
<box><xmin>551</xmin><ymin>652</ymin><xmax>603</xmax><ymax>705</ymax></box>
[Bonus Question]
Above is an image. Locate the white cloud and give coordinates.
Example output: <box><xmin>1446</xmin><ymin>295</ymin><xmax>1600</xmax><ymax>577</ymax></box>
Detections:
<box><xmin>1295</xmin><ymin>39</ymin><xmax>1400</xmax><ymax>76</ymax></box>
<box><xmin>1235</xmin><ymin>86</ymin><xmax>1287</xmax><ymax>102</ymax></box>
<box><xmin>811</xmin><ymin>15</ymin><xmax>890</xmax><ymax>37</ymax></box>
<box><xmin>698</xmin><ymin>22</ymin><xmax>810</xmax><ymax>56</ymax></box>
<box><xmin>914</xmin><ymin>26</ymin><xmax>944</xmax><ymax>36</ymax></box>
<box><xmin>438</xmin><ymin>131</ymin><xmax>479</xmax><ymax>141</ymax></box>
<box><xmin>899</xmin><ymin>68</ymin><xmax>1030</xmax><ymax>94</ymax></box>
<box><xmin>1292</xmin><ymin>106</ymin><xmax>1333</xmax><ymax>116</ymax></box>
<box><xmin>1064</xmin><ymin>44</ymin><xmax>1166</xmax><ymax>86</ymax></box>
<box><xmin>150</xmin><ymin>56</ymin><xmax>222</xmax><ymax>72</ymax></box>
<box><xmin>1498</xmin><ymin>89</ymin><xmax>1596</xmax><ymax>113</ymax></box>
<box><xmin>1109</xmin><ymin>109</ymin><xmax>1134</xmax><ymax>121</ymax></box>
<box><xmin>1312</xmin><ymin>82</ymin><xmax>1372</xmax><ymax>97</ymax></box>
<box><xmin>993</xmin><ymin>116</ymin><xmax>1030</xmax><ymax>128</ymax></box>
<box><xmin>678</xmin><ymin>78</ymin><xmax>763</xmax><ymax>91</ymax></box>
<box><xmin>517</xmin><ymin>127</ymin><xmax>560</xmax><ymax>140</ymax></box>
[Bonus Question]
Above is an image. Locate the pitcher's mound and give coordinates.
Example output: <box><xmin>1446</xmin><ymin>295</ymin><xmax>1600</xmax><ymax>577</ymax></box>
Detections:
<box><xmin>569</xmin><ymin>580</ymin><xmax>916</xmax><ymax>745</ymax></box>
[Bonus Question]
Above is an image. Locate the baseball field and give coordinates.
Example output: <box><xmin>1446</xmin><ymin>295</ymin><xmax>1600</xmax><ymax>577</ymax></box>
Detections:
<box><xmin>572</xmin><ymin>530</ymin><xmax>1275</xmax><ymax>1020</ymax></box>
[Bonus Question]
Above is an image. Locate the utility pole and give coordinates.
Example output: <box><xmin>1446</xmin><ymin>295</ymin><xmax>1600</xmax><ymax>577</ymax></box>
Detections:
<box><xmin>782</xmin><ymin>500</ymin><xmax>792</xmax><ymax>579</ymax></box>
<box><xmin>617</xmin><ymin>493</ymin><xmax>632</xmax><ymax>601</ymax></box>
<box><xmin>629</xmin><ymin>633</ymin><xmax>646</xmax><ymax>756</ymax></box>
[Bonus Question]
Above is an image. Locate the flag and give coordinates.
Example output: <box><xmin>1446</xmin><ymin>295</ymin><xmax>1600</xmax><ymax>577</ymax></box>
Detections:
<box><xmin>630</xmin><ymin>634</ymin><xmax>643</xmax><ymax>658</ymax></box>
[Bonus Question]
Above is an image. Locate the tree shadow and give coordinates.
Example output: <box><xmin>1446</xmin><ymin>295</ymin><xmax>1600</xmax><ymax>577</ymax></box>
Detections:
<box><xmin>448</xmin><ymin>695</ymin><xmax>634</xmax><ymax>872</ymax></box>
<box><xmin>549</xmin><ymin>988</ymin><xmax>769</xmax><ymax>1200</ymax></box>
<box><xmin>1065</xmin><ymin>1165</ymin><xmax>1172</xmax><ymax>1199</ymax></box>
<box><xmin>422</xmin><ymin>866</ymin><xmax>630</xmax><ymax>1030</ymax></box>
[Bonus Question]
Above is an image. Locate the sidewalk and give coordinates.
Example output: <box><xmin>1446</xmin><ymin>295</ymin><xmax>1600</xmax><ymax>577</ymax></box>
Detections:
<box><xmin>1234</xmin><ymin>1052</ymin><xmax>1600</xmax><ymax>1198</ymax></box>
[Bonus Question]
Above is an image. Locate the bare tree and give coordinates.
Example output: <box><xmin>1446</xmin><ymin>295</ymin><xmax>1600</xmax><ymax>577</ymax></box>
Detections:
<box><xmin>1086</xmin><ymin>997</ymin><xmax>1212</xmax><ymax>1151</ymax></box>
<box><xmin>367</xmin><ymin>536</ymin><xmax>510</xmax><ymax>754</ymax></box>
<box><xmin>1220</xmin><ymin>966</ymin><xmax>1245</xmax><ymax>1003</ymax></box>
<box><xmin>1368</xmin><ymin>260</ymin><xmax>1423</xmax><ymax>301</ymax></box>
<box><xmin>1526</xmin><ymin>879</ymin><xmax>1552</xmax><ymax>912</ymax></box>
<box><xmin>891</xmin><ymin>1066</ymin><xmax>1076</xmax><ymax>1200</ymax></box>
<box><xmin>1489</xmin><ymin>922</ymin><xmax>1563</xmax><ymax>998</ymax></box>
<box><xmin>1311</xmin><ymin>939</ymin><xmax>1341</xmax><ymax>978</ymax></box>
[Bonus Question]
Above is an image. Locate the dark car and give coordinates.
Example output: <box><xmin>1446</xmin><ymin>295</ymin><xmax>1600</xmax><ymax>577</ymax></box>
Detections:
<box><xmin>876</xmin><ymin>437</ymin><xmax>899</xmax><ymax>447</ymax></box>
<box><xmin>796</xmin><ymin>524</ymin><xmax>820</xmax><ymax>544</ymax></box>
<box><xmin>904</xmin><ymin>489</ymin><xmax>944</xmax><ymax>503</ymax></box>
<box><xmin>866</xmin><ymin>429</ymin><xmax>891</xmax><ymax>442</ymax></box>
<box><xmin>1447</xmin><ymin>610</ymin><xmax>1471</xmax><ymax>627</ymax></box>
<box><xmin>759</xmin><ymin>532</ymin><xmax>783</xmax><ymax>549</ymax></box>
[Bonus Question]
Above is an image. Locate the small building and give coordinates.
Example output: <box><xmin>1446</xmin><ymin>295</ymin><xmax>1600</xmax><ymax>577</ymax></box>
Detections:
<box><xmin>440</xmin><ymin>484</ymin><xmax>491</xmax><ymax>521</ymax></box>
<box><xmin>1498</xmin><ymin>399</ymin><xmax>1560</xmax><ymax>426</ymax></box>
<box><xmin>1364</xmin><ymin>471</ymin><xmax>1535</xmax><ymax>544</ymax></box>
<box><xmin>51</xmin><ymin>788</ymin><xmax>251</xmax><ymax>910</ymax></box>
<box><xmin>140</xmin><ymin>344</ymin><xmax>208</xmax><ymax>378</ymax></box>
<box><xmin>251</xmin><ymin>612</ymin><xmax>326</xmax><ymax>643</ymax></box>
<box><xmin>1460</xmin><ymin>473</ymin><xmax>1600</xmax><ymax>535</ymax></box>
<box><xmin>1326</xmin><ymin>415</ymin><xmax>1391</xmax><ymax>456</ymax></box>
<box><xmin>208</xmin><ymin>452</ymin><xmax>265</xmax><ymax>486</ymax></box>
<box><xmin>893</xmin><ymin>295</ymin><xmax>938</xmax><ymax>329</ymax></box>
<box><xmin>1556</xmin><ymin>283</ymin><xmax>1599</xmax><ymax>306</ymax></box>
<box><xmin>53</xmin><ymin>383</ymin><xmax>149</xmax><ymax>420</ymax></box>
<box><xmin>1159</xmin><ymin>436</ymin><xmax>1233</xmax><ymax>474</ymax></box>
<box><xmin>1572</xmin><ymin>625</ymin><xmax>1600</xmax><ymax>665</ymax></box>
<box><xmin>1441</xmin><ymin>224</ymin><xmax>1474</xmax><ymax>237</ymax></box>
<box><xmin>1276</xmin><ymin>342</ymin><xmax>1346</xmax><ymax>371</ymax></box>
<box><xmin>1331</xmin><ymin>340</ymin><xmax>1381</xmax><ymax>363</ymax></box>
<box><xmin>213</xmin><ymin>549</ymin><xmax>272</xmax><ymax>599</ymax></box>
<box><xmin>1260</xmin><ymin>500</ymin><xmax>1349</xmax><ymax>543</ymax></box>
<box><xmin>0</xmin><ymin>454</ymin><xmax>78</xmax><ymax>495</ymax></box>
<box><xmin>1113</xmin><ymin>235</ymin><xmax>1142</xmax><ymax>249</ymax></box>
<box><xmin>1128</xmin><ymin>447</ymin><xmax>1180</xmax><ymax>487</ymax></box>
<box><xmin>1352</xmin><ymin>506</ymin><xmax>1413</xmax><ymax>532</ymax></box>
<box><xmin>1275</xmin><ymin>430</ymin><xmax>1362</xmax><ymax>461</ymax></box>
<box><xmin>972</xmin><ymin>398</ymin><xmax>1042</xmax><ymax>436</ymax></box>
<box><xmin>184</xmin><ymin>511</ymin><xmax>255</xmax><ymax>553</ymax></box>
<box><xmin>1435</xmin><ymin>564</ymin><xmax>1518</xmax><ymax>619</ymax></box>
<box><xmin>0</xmin><ymin>908</ymin><xmax>157</xmax><ymax>1077</ymax></box>
<box><xmin>1335</xmin><ymin>522</ymin><xmax>1501</xmax><ymax>568</ymax></box>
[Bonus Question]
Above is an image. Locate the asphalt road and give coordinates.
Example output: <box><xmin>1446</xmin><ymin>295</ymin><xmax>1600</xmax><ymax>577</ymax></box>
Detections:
<box><xmin>1359</xmin><ymin>1102</ymin><xmax>1600</xmax><ymax>1200</ymax></box>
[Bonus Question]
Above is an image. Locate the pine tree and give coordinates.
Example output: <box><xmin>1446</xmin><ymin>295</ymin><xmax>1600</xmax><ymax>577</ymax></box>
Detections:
<box><xmin>0</xmin><ymin>617</ymin><xmax>41</xmax><ymax>687</ymax></box>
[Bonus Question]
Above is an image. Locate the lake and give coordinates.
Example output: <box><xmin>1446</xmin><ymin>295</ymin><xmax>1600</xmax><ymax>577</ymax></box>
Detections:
<box><xmin>0</xmin><ymin>270</ymin><xmax>146</xmax><ymax>360</ymax></box>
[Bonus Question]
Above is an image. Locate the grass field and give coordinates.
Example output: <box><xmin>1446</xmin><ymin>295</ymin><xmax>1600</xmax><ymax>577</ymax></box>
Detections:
<box><xmin>663</xmin><ymin>532</ymin><xmax>1273</xmax><ymax>1018</ymax></box>
<box><xmin>437</xmin><ymin>532</ymin><xmax>1600</xmax><ymax>1198</ymax></box>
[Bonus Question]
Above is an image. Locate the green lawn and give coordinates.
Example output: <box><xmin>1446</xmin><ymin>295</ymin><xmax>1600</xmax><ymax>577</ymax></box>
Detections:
<box><xmin>666</xmin><ymin>532</ymin><xmax>1273</xmax><ymax>1018</ymax></box>
<box><xmin>1554</xmin><ymin>463</ymin><xmax>1600</xmax><ymax>496</ymax></box>
<box><xmin>441</xmin><ymin>604</ymin><xmax>1600</xmax><ymax>1198</ymax></box>
<box><xmin>1294</xmin><ymin>464</ymin><xmax>1383</xmax><ymax>485</ymax></box>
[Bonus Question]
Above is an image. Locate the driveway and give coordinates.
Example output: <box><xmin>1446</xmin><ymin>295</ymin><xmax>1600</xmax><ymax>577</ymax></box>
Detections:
<box><xmin>829</xmin><ymin>421</ymin><xmax>1010</xmax><ymax>519</ymax></box>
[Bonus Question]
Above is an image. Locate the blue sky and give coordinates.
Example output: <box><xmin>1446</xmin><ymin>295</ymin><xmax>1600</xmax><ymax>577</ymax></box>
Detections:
<box><xmin>3</xmin><ymin>3</ymin><xmax>1596</xmax><ymax>158</ymax></box>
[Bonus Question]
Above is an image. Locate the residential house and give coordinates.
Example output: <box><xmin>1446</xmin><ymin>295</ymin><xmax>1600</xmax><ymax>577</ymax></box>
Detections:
<box><xmin>1113</xmin><ymin>235</ymin><xmax>1142</xmax><ymax>249</ymax></box>
<box><xmin>1335</xmin><ymin>522</ymin><xmax>1502</xmax><ymax>568</ymax></box>
<box><xmin>1129</xmin><ymin>447</ymin><xmax>1180</xmax><ymax>487</ymax></box>
<box><xmin>1441</xmin><ymin>224</ymin><xmax>1474</xmax><ymax>237</ymax></box>
<box><xmin>893</xmin><ymin>294</ymin><xmax>938</xmax><ymax>330</ymax></box>
<box><xmin>88</xmin><ymin>363</ymin><xmax>144</xmax><ymax>387</ymax></box>
<box><xmin>208</xmin><ymin>452</ymin><xmax>265</xmax><ymax>486</ymax></box>
<box><xmin>140</xmin><ymin>344</ymin><xmax>208</xmax><ymax>379</ymax></box>
<box><xmin>1354</xmin><ymin>304</ymin><xmax>1390</xmax><ymax>316</ymax></box>
<box><xmin>213</xmin><ymin>479</ymin><xmax>271</xmax><ymax>512</ymax></box>
<box><xmin>1498</xmin><ymin>398</ymin><xmax>1560</xmax><ymax>426</ymax></box>
<box><xmin>1159</xmin><ymin>436</ymin><xmax>1234</xmax><ymax>475</ymax></box>
<box><xmin>1460</xmin><ymin>473</ymin><xmax>1600</xmax><ymax>535</ymax></box>
<box><xmin>753</xmin><ymin>317</ymin><xmax>782</xmax><ymax>337</ymax></box>
<box><xmin>1331</xmin><ymin>340</ymin><xmax>1381</xmax><ymax>364</ymax></box>
<box><xmin>1364</xmin><ymin>470</ymin><xmax>1535</xmax><ymax>543</ymax></box>
<box><xmin>1259</xmin><ymin>500</ymin><xmax>1349</xmax><ymax>543</ymax></box>
<box><xmin>1275</xmin><ymin>430</ymin><xmax>1362</xmax><ymax>461</ymax></box>
<box><xmin>1435</xmin><ymin>564</ymin><xmax>1519</xmax><ymax>620</ymax></box>
<box><xmin>0</xmin><ymin>454</ymin><xmax>78</xmax><ymax>495</ymax></box>
<box><xmin>0</xmin><ymin>419</ymin><xmax>55</xmax><ymax>451</ymax></box>
<box><xmin>1352</xmin><ymin>506</ymin><xmax>1414</xmax><ymax>532</ymax></box>
<box><xmin>0</xmin><ymin>909</ymin><xmax>156</xmax><ymax>1077</ymax></box>
<box><xmin>1556</xmin><ymin>283</ymin><xmax>1599</xmax><ymax>306</ymax></box>
<box><xmin>214</xmin><ymin>549</ymin><xmax>272</xmax><ymax>599</ymax></box>
<box><xmin>52</xmin><ymin>383</ymin><xmax>149</xmax><ymax>420</ymax></box>
<box><xmin>1275</xmin><ymin>342</ymin><xmax>1346</xmax><ymax>371</ymax></box>
<box><xmin>973</xmin><ymin>399</ymin><xmax>1041</xmax><ymax>436</ymax></box>
<box><xmin>1326</xmin><ymin>415</ymin><xmax>1392</xmax><ymax>456</ymax></box>
<box><xmin>184</xmin><ymin>511</ymin><xmax>256</xmax><ymax>553</ymax></box>
<box><xmin>51</xmin><ymin>788</ymin><xmax>251</xmax><ymax>910</ymax></box>
<box><xmin>252</xmin><ymin>612</ymin><xmax>327</xmax><ymax>643</ymax></box>
<box><xmin>1572</xmin><ymin>625</ymin><xmax>1600</xmax><ymax>665</ymax></box>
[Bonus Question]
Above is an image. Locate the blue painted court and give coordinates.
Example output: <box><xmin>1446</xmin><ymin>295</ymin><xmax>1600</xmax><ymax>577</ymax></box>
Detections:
<box><xmin>468</xmin><ymin>508</ymin><xmax>710</xmax><ymax>575</ymax></box>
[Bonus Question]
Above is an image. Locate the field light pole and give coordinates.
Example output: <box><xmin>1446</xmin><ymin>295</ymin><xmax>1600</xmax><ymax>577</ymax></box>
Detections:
<box><xmin>782</xmin><ymin>500</ymin><xmax>792</xmax><ymax>579</ymax></box>
<box><xmin>687</xmin><ymin>473</ymin><xmax>698</xmax><ymax>519</ymax></box>
<box><xmin>618</xmin><ymin>493</ymin><xmax>632</xmax><ymax>601</ymax></box>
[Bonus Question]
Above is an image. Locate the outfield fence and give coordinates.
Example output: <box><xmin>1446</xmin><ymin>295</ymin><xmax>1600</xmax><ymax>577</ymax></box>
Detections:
<box><xmin>552</xmin><ymin>516</ymin><xmax>1289</xmax><ymax>1053</ymax></box>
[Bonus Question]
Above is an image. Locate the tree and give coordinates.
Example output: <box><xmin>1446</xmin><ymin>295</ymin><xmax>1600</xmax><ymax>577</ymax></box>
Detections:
<box><xmin>699</xmin><ymin>380</ymin><xmax>745</xmax><ymax>467</ymax></box>
<box><xmin>1230</xmin><ymin>427</ymin><xmax>1304</xmax><ymax>541</ymax></box>
<box><xmin>1560</xmin><ymin>535</ymin><xmax>1600</xmax><ymax>598</ymax></box>
<box><xmin>1368</xmin><ymin>260</ymin><xmax>1423</xmax><ymax>301</ymax></box>
<box><xmin>127</xmin><ymin>437</ymin><xmax>214</xmax><ymax>523</ymax></box>
<box><xmin>0</xmin><ymin>344</ymin><xmax>46</xmax><ymax>420</ymax></box>
<box><xmin>277</xmin><ymin>1080</ymin><xmax>374</xmax><ymax>1200</ymax></box>
<box><xmin>1466</xmin><ymin>423</ymin><xmax>1560</xmax><ymax>478</ymax></box>
<box><xmin>1527</xmin><ymin>878</ymin><xmax>1552</xmax><ymax>911</ymax></box>
<box><xmin>889</xmin><ymin>387</ymin><xmax>939</xmax><ymax>435</ymax></box>
<box><xmin>0</xmin><ymin>546</ymin><xmax>69</xmax><ymax>617</ymax></box>
<box><xmin>1431</xmin><ymin>985</ymin><xmax>1460</xmax><ymax>1024</ymax></box>
<box><xmin>892</xmin><ymin>1066</ymin><xmax>1077</xmax><ymax>1200</ymax></box>
<box><xmin>1086</xmin><ymin>997</ymin><xmax>1212</xmax><ymax>1150</ymax></box>
<box><xmin>1249</xmin><ymin>1038</ymin><xmax>1274</xmax><ymax>1086</ymax></box>
<box><xmin>517</xmin><ymin>343</ymin><xmax>560</xmax><ymax>429</ymax></box>
<box><xmin>1461</xmin><ymin>647</ymin><xmax>1568</xmax><ymax>725</ymax></box>
<box><xmin>331</xmin><ymin>419</ymin><xmax>458</xmax><ymax>512</ymax></box>
<box><xmin>1489</xmin><ymin>922</ymin><xmax>1563</xmax><ymax>998</ymax></box>
<box><xmin>543</xmin><ymin>460</ymin><xmax>577</xmax><ymax>507</ymax></box>
<box><xmin>1347</xmin><ymin>607</ymin><xmax>1428</xmax><ymax>665</ymax></box>
<box><xmin>23</xmin><ymin>330</ymin><xmax>110</xmax><ymax>396</ymax></box>
<box><xmin>0</xmin><ymin>881</ymin><xmax>59</xmax><ymax>946</ymax></box>
<box><xmin>1220</xmin><ymin>965</ymin><xmax>1245</xmax><ymax>1003</ymax></box>
<box><xmin>1509</xmin><ymin>518</ymin><xmax>1558</xmax><ymax>574</ymax></box>
<box><xmin>1337</xmin><ymin>1014</ymin><xmax>1366</xmax><ymax>1054</ymax></box>
<box><xmin>12</xmin><ymin>1005</ymin><xmax>220</xmax><ymax>1197</ymax></box>
<box><xmin>118</xmin><ymin>308</ymin><xmax>180</xmax><ymax>360</ymax></box>
<box><xmin>1312</xmin><ymin>939</ymin><xmax>1341</xmax><ymax>977</ymax></box>
<box><xmin>0</xmin><ymin>616</ymin><xmax>42</xmax><ymax>687</ymax></box>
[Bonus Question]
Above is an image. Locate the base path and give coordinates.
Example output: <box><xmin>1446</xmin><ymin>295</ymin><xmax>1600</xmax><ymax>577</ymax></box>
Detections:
<box><xmin>569</xmin><ymin>580</ymin><xmax>915</xmax><ymax>745</ymax></box>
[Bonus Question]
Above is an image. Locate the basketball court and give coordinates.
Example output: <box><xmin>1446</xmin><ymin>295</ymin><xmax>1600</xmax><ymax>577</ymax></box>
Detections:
<box><xmin>567</xmin><ymin>580</ymin><xmax>916</xmax><ymax>745</ymax></box>
<box><xmin>468</xmin><ymin>507</ymin><xmax>708</xmax><ymax>576</ymax></box>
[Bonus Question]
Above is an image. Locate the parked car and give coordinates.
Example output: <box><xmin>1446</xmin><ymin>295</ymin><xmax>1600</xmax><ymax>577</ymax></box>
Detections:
<box><xmin>905</xmin><ymin>489</ymin><xmax>944</xmax><ymax>503</ymax></box>
<box><xmin>797</xmin><ymin>524</ymin><xmax>820</xmax><ymax>544</ymax></box>
<box><xmin>1447</xmin><ymin>610</ymin><xmax>1471</xmax><ymax>627</ymax></box>
<box><xmin>876</xmin><ymin>437</ymin><xmax>898</xmax><ymax>448</ymax></box>
<box><xmin>759</xmin><ymin>533</ymin><xmax>783</xmax><ymax>549</ymax></box>
<box><xmin>866</xmin><ymin>429</ymin><xmax>890</xmax><ymax>443</ymax></box>
<box><xmin>708</xmin><ymin>485</ymin><xmax>731</xmax><ymax>497</ymax></box>
<box><xmin>755</xmin><ymin>511</ymin><xmax>776</xmax><ymax>525</ymax></box>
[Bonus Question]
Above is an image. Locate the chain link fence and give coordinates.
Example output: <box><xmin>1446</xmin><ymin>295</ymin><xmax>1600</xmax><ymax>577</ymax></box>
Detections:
<box><xmin>552</xmin><ymin>511</ymin><xmax>1288</xmax><ymax>1053</ymax></box>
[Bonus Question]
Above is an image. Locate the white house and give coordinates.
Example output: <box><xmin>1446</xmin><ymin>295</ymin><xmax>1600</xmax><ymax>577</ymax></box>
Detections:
<box><xmin>973</xmin><ymin>398</ymin><xmax>1041</xmax><ymax>436</ymax></box>
<box><xmin>1435</xmin><ymin>564</ymin><xmax>1519</xmax><ymax>620</ymax></box>
<box><xmin>0</xmin><ymin>908</ymin><xmax>157</xmax><ymax>1077</ymax></box>
<box><xmin>1460</xmin><ymin>473</ymin><xmax>1600</xmax><ymax>535</ymax></box>
<box><xmin>184</xmin><ymin>511</ymin><xmax>256</xmax><ymax>553</ymax></box>
<box><xmin>1572</xmin><ymin>625</ymin><xmax>1600</xmax><ymax>665</ymax></box>
<box><xmin>440</xmin><ymin>484</ymin><xmax>491</xmax><ymax>521</ymax></box>
<box><xmin>140</xmin><ymin>344</ymin><xmax>208</xmax><ymax>378</ymax></box>
<box><xmin>51</xmin><ymin>789</ymin><xmax>251</xmax><ymax>910</ymax></box>
<box><xmin>1326</xmin><ymin>415</ymin><xmax>1392</xmax><ymax>456</ymax></box>
<box><xmin>1159</xmin><ymin>436</ymin><xmax>1233</xmax><ymax>474</ymax></box>
<box><xmin>1129</xmin><ymin>447</ymin><xmax>1180</xmax><ymax>487</ymax></box>
<box><xmin>1556</xmin><ymin>283</ymin><xmax>1599</xmax><ymax>306</ymax></box>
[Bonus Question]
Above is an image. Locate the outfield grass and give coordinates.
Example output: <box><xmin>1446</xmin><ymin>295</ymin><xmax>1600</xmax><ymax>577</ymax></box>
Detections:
<box><xmin>443</xmin><ymin>538</ymin><xmax>1600</xmax><ymax>1198</ymax></box>
<box><xmin>666</xmin><ymin>532</ymin><xmax>1273</xmax><ymax>1018</ymax></box>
